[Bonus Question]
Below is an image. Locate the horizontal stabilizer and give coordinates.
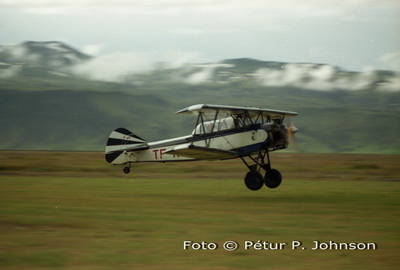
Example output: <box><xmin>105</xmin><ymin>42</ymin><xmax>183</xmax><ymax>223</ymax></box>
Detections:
<box><xmin>165</xmin><ymin>144</ymin><xmax>239</xmax><ymax>160</ymax></box>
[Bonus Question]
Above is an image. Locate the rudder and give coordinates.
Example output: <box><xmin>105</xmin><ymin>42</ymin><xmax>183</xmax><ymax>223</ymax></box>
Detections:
<box><xmin>105</xmin><ymin>128</ymin><xmax>148</xmax><ymax>164</ymax></box>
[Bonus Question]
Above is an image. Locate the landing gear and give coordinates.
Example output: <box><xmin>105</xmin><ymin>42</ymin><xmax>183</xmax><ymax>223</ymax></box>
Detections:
<box><xmin>241</xmin><ymin>150</ymin><xmax>283</xmax><ymax>191</ymax></box>
<box><xmin>123</xmin><ymin>164</ymin><xmax>131</xmax><ymax>174</ymax></box>
<box><xmin>264</xmin><ymin>169</ymin><xmax>282</xmax><ymax>189</ymax></box>
<box><xmin>244</xmin><ymin>171</ymin><xmax>264</xmax><ymax>191</ymax></box>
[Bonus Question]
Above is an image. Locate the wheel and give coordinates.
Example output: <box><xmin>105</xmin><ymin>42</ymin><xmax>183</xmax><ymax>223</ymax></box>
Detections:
<box><xmin>123</xmin><ymin>166</ymin><xmax>131</xmax><ymax>174</ymax></box>
<box><xmin>264</xmin><ymin>169</ymin><xmax>282</xmax><ymax>188</ymax></box>
<box><xmin>244</xmin><ymin>171</ymin><xmax>264</xmax><ymax>191</ymax></box>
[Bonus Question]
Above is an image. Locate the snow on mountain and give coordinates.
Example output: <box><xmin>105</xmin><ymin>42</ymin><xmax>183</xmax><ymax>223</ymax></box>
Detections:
<box><xmin>0</xmin><ymin>41</ymin><xmax>399</xmax><ymax>92</ymax></box>
<box><xmin>0</xmin><ymin>41</ymin><xmax>91</xmax><ymax>78</ymax></box>
<box><xmin>170</xmin><ymin>59</ymin><xmax>400</xmax><ymax>92</ymax></box>
<box><xmin>254</xmin><ymin>63</ymin><xmax>400</xmax><ymax>92</ymax></box>
<box><xmin>182</xmin><ymin>63</ymin><xmax>235</xmax><ymax>84</ymax></box>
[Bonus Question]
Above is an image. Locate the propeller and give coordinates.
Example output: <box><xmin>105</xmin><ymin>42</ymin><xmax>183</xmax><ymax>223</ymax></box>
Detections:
<box><xmin>287</xmin><ymin>122</ymin><xmax>299</xmax><ymax>151</ymax></box>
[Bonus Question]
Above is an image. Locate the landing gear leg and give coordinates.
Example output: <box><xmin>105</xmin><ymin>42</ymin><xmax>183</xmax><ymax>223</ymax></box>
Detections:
<box><xmin>262</xmin><ymin>150</ymin><xmax>282</xmax><ymax>188</ymax></box>
<box><xmin>240</xmin><ymin>150</ymin><xmax>283</xmax><ymax>190</ymax></box>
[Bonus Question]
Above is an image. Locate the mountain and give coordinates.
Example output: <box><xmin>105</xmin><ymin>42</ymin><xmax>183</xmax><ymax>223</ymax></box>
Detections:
<box><xmin>120</xmin><ymin>58</ymin><xmax>400</xmax><ymax>92</ymax></box>
<box><xmin>2</xmin><ymin>42</ymin><xmax>399</xmax><ymax>92</ymax></box>
<box><xmin>0</xmin><ymin>41</ymin><xmax>91</xmax><ymax>67</ymax></box>
<box><xmin>0</xmin><ymin>41</ymin><xmax>91</xmax><ymax>78</ymax></box>
<box><xmin>0</xmin><ymin>41</ymin><xmax>399</xmax><ymax>153</ymax></box>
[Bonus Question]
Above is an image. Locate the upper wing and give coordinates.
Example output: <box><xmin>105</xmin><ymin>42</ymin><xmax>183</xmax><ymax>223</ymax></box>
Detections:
<box><xmin>165</xmin><ymin>144</ymin><xmax>240</xmax><ymax>160</ymax></box>
<box><xmin>176</xmin><ymin>104</ymin><xmax>298</xmax><ymax>119</ymax></box>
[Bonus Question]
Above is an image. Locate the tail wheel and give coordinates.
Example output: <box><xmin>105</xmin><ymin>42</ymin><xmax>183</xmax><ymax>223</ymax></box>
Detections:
<box><xmin>264</xmin><ymin>169</ymin><xmax>282</xmax><ymax>188</ymax></box>
<box><xmin>244</xmin><ymin>171</ymin><xmax>264</xmax><ymax>191</ymax></box>
<box><xmin>123</xmin><ymin>166</ymin><xmax>131</xmax><ymax>174</ymax></box>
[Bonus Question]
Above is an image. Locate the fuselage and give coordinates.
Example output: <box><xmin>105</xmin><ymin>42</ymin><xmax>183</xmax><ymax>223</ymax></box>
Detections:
<box><xmin>110</xmin><ymin>124</ymin><xmax>269</xmax><ymax>165</ymax></box>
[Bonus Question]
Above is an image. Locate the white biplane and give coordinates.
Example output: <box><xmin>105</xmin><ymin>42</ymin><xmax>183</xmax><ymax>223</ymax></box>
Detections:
<box><xmin>105</xmin><ymin>104</ymin><xmax>298</xmax><ymax>191</ymax></box>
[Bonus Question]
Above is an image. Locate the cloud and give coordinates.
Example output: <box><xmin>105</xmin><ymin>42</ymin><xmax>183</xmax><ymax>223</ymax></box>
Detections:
<box><xmin>6</xmin><ymin>0</ymin><xmax>398</xmax><ymax>17</ymax></box>
<box><xmin>81</xmin><ymin>44</ymin><xmax>104</xmax><ymax>56</ymax></box>
<box><xmin>72</xmin><ymin>50</ymin><xmax>205</xmax><ymax>82</ymax></box>
<box><xmin>0</xmin><ymin>43</ymin><xmax>41</xmax><ymax>62</ymax></box>
<box><xmin>183</xmin><ymin>63</ymin><xmax>233</xmax><ymax>84</ymax></box>
<box><xmin>161</xmin><ymin>51</ymin><xmax>206</xmax><ymax>68</ymax></box>
<box><xmin>255</xmin><ymin>64</ymin><xmax>400</xmax><ymax>92</ymax></box>
<box><xmin>1</xmin><ymin>0</ymin><xmax>399</xmax><ymax>72</ymax></box>
<box><xmin>379</xmin><ymin>51</ymin><xmax>400</xmax><ymax>71</ymax></box>
<box><xmin>0</xmin><ymin>64</ymin><xmax>22</xmax><ymax>78</ymax></box>
<box><xmin>72</xmin><ymin>52</ymin><xmax>156</xmax><ymax>82</ymax></box>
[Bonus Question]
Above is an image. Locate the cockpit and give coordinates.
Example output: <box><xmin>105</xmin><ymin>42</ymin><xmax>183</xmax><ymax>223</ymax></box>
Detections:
<box><xmin>192</xmin><ymin>116</ymin><xmax>237</xmax><ymax>135</ymax></box>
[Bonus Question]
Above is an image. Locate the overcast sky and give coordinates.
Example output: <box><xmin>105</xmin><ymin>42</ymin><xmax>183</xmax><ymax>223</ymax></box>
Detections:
<box><xmin>1</xmin><ymin>0</ymin><xmax>399</xmax><ymax>71</ymax></box>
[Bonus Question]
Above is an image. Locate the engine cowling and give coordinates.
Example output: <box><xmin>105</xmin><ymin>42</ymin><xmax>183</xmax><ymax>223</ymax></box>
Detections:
<box><xmin>262</xmin><ymin>123</ymin><xmax>289</xmax><ymax>150</ymax></box>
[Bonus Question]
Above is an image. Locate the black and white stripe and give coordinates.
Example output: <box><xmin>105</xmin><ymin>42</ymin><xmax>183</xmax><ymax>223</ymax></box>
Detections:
<box><xmin>105</xmin><ymin>128</ymin><xmax>148</xmax><ymax>163</ymax></box>
<box><xmin>107</xmin><ymin>128</ymin><xmax>146</xmax><ymax>145</ymax></box>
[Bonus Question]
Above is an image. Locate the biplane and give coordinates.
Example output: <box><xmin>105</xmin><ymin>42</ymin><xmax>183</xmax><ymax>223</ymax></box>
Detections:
<box><xmin>105</xmin><ymin>104</ymin><xmax>298</xmax><ymax>191</ymax></box>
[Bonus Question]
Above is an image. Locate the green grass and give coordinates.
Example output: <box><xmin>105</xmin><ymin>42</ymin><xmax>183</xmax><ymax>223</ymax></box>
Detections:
<box><xmin>1</xmin><ymin>175</ymin><xmax>399</xmax><ymax>269</ymax></box>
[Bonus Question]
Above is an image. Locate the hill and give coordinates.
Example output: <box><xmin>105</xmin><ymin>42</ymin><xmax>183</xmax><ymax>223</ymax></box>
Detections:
<box><xmin>0</xmin><ymin>41</ymin><xmax>399</xmax><ymax>153</ymax></box>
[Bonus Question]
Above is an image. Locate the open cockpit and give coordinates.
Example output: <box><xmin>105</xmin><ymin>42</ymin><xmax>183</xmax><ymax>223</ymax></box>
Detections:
<box><xmin>192</xmin><ymin>116</ymin><xmax>237</xmax><ymax>135</ymax></box>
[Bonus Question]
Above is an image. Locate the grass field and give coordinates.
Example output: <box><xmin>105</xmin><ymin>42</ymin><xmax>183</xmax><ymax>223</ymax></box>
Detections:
<box><xmin>1</xmin><ymin>151</ymin><xmax>399</xmax><ymax>269</ymax></box>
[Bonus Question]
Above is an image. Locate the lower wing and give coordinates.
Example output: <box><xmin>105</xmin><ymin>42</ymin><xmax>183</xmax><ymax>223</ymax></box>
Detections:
<box><xmin>165</xmin><ymin>144</ymin><xmax>239</xmax><ymax>160</ymax></box>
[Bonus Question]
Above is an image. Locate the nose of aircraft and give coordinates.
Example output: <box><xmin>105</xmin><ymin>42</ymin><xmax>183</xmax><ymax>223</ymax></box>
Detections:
<box><xmin>288</xmin><ymin>125</ymin><xmax>298</xmax><ymax>134</ymax></box>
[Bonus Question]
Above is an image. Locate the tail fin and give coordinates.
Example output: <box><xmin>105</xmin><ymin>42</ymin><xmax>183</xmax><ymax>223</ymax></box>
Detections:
<box><xmin>105</xmin><ymin>128</ymin><xmax>148</xmax><ymax>164</ymax></box>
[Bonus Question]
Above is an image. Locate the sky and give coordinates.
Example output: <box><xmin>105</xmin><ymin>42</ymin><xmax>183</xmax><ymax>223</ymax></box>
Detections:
<box><xmin>1</xmin><ymin>0</ymin><xmax>400</xmax><ymax>71</ymax></box>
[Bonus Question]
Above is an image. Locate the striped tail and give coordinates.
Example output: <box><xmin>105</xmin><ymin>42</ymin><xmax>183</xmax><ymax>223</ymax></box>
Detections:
<box><xmin>105</xmin><ymin>128</ymin><xmax>148</xmax><ymax>164</ymax></box>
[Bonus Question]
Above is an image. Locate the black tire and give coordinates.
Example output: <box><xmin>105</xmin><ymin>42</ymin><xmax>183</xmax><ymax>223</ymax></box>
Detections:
<box><xmin>244</xmin><ymin>171</ymin><xmax>264</xmax><ymax>191</ymax></box>
<box><xmin>123</xmin><ymin>166</ymin><xmax>131</xmax><ymax>174</ymax></box>
<box><xmin>264</xmin><ymin>169</ymin><xmax>282</xmax><ymax>188</ymax></box>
